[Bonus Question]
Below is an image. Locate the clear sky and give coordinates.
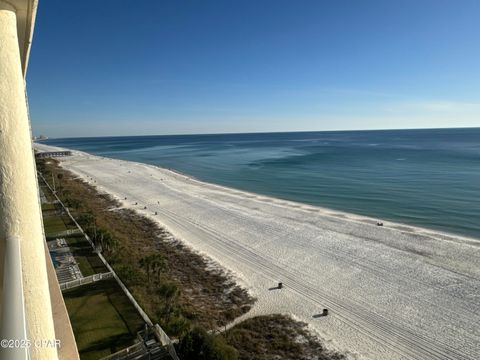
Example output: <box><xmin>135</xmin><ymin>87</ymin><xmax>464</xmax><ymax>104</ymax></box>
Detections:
<box><xmin>27</xmin><ymin>0</ymin><xmax>480</xmax><ymax>138</ymax></box>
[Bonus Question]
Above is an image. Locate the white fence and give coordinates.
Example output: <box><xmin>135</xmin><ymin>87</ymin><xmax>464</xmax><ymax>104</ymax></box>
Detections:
<box><xmin>48</xmin><ymin>228</ymin><xmax>81</xmax><ymax>238</ymax></box>
<box><xmin>60</xmin><ymin>272</ymin><xmax>113</xmax><ymax>291</ymax></box>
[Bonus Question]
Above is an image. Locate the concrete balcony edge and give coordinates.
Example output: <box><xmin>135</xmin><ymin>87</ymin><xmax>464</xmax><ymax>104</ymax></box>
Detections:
<box><xmin>1</xmin><ymin>0</ymin><xmax>39</xmax><ymax>76</ymax></box>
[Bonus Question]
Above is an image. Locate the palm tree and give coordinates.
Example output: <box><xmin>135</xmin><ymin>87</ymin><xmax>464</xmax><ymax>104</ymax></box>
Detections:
<box><xmin>140</xmin><ymin>254</ymin><xmax>167</xmax><ymax>285</ymax></box>
<box><xmin>151</xmin><ymin>256</ymin><xmax>167</xmax><ymax>280</ymax></box>
<box><xmin>102</xmin><ymin>232</ymin><xmax>118</xmax><ymax>254</ymax></box>
<box><xmin>157</xmin><ymin>282</ymin><xmax>179</xmax><ymax>322</ymax></box>
<box><xmin>95</xmin><ymin>229</ymin><xmax>113</xmax><ymax>253</ymax></box>
<box><xmin>57</xmin><ymin>173</ymin><xmax>64</xmax><ymax>187</ymax></box>
<box><xmin>78</xmin><ymin>213</ymin><xmax>95</xmax><ymax>230</ymax></box>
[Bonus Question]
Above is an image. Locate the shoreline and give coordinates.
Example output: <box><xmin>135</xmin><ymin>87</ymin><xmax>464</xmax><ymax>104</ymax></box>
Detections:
<box><xmin>34</xmin><ymin>143</ymin><xmax>480</xmax><ymax>245</ymax></box>
<box><xmin>34</xmin><ymin>143</ymin><xmax>480</xmax><ymax>359</ymax></box>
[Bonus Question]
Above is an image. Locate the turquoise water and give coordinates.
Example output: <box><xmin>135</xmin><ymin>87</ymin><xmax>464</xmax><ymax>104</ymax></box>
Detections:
<box><xmin>45</xmin><ymin>128</ymin><xmax>480</xmax><ymax>238</ymax></box>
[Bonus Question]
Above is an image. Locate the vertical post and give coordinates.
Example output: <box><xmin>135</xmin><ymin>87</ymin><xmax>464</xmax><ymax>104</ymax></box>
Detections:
<box><xmin>0</xmin><ymin>2</ymin><xmax>58</xmax><ymax>359</ymax></box>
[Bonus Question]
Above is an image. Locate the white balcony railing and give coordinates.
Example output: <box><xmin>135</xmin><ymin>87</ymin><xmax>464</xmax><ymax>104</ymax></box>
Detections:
<box><xmin>0</xmin><ymin>236</ymin><xmax>30</xmax><ymax>360</ymax></box>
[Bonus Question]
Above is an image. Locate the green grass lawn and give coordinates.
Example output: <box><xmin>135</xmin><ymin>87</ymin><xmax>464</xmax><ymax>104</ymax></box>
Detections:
<box><xmin>43</xmin><ymin>216</ymin><xmax>68</xmax><ymax>236</ymax></box>
<box><xmin>75</xmin><ymin>257</ymin><xmax>96</xmax><ymax>277</ymax></box>
<box><xmin>63</xmin><ymin>279</ymin><xmax>145</xmax><ymax>360</ymax></box>
<box><xmin>41</xmin><ymin>202</ymin><xmax>56</xmax><ymax>211</ymax></box>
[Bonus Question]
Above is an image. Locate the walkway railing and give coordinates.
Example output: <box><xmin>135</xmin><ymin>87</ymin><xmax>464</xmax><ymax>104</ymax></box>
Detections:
<box><xmin>0</xmin><ymin>236</ymin><xmax>30</xmax><ymax>360</ymax></box>
<box><xmin>154</xmin><ymin>325</ymin><xmax>179</xmax><ymax>360</ymax></box>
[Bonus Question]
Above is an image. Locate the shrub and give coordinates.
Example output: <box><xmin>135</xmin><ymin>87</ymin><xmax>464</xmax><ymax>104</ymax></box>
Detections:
<box><xmin>115</xmin><ymin>264</ymin><xmax>144</xmax><ymax>287</ymax></box>
<box><xmin>176</xmin><ymin>327</ymin><xmax>237</xmax><ymax>360</ymax></box>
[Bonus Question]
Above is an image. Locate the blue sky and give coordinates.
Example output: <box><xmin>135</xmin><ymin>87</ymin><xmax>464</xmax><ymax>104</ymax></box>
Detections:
<box><xmin>27</xmin><ymin>0</ymin><xmax>480</xmax><ymax>137</ymax></box>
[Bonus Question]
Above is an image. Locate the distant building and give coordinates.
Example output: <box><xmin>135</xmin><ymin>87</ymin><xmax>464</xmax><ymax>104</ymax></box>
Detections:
<box><xmin>33</xmin><ymin>134</ymin><xmax>49</xmax><ymax>141</ymax></box>
<box><xmin>35</xmin><ymin>151</ymin><xmax>72</xmax><ymax>159</ymax></box>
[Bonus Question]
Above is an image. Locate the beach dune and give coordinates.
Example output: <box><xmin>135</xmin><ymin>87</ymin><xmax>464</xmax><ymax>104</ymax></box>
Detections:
<box><xmin>35</xmin><ymin>144</ymin><xmax>480</xmax><ymax>360</ymax></box>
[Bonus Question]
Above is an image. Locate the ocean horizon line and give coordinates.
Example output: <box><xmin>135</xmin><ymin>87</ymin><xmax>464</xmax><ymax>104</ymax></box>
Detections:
<box><xmin>38</xmin><ymin>125</ymin><xmax>480</xmax><ymax>141</ymax></box>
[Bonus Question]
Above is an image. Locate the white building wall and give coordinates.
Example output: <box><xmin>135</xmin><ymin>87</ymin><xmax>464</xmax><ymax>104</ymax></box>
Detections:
<box><xmin>0</xmin><ymin>1</ymin><xmax>59</xmax><ymax>359</ymax></box>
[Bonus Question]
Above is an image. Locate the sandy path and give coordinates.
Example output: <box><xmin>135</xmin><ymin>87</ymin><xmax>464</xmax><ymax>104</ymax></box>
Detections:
<box><xmin>36</xmin><ymin>144</ymin><xmax>480</xmax><ymax>360</ymax></box>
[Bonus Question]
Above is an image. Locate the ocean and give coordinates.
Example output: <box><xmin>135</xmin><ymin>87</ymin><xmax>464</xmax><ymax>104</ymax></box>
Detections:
<box><xmin>44</xmin><ymin>128</ymin><xmax>480</xmax><ymax>238</ymax></box>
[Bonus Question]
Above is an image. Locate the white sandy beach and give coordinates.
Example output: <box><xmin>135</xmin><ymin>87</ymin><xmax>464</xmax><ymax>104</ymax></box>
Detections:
<box><xmin>36</xmin><ymin>144</ymin><xmax>480</xmax><ymax>360</ymax></box>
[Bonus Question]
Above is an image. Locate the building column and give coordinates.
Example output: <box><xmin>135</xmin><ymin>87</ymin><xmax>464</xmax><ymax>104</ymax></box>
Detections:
<box><xmin>0</xmin><ymin>2</ymin><xmax>58</xmax><ymax>359</ymax></box>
